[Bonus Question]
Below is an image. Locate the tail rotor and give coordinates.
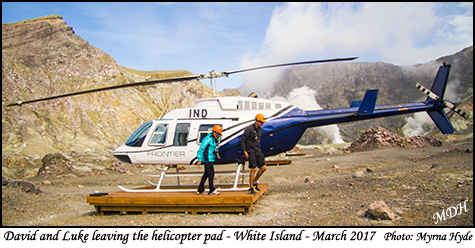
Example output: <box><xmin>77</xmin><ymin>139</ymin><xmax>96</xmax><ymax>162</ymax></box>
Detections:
<box><xmin>415</xmin><ymin>82</ymin><xmax>469</xmax><ymax>120</ymax></box>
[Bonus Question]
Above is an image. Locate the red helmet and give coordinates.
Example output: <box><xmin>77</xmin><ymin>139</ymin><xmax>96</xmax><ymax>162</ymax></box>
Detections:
<box><xmin>212</xmin><ymin>125</ymin><xmax>222</xmax><ymax>135</ymax></box>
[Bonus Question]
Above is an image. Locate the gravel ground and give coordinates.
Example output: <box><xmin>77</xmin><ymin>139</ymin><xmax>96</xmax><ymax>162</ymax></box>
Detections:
<box><xmin>2</xmin><ymin>138</ymin><xmax>472</xmax><ymax>226</ymax></box>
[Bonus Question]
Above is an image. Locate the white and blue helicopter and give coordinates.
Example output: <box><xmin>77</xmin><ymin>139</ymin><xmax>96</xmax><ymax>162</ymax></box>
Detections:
<box><xmin>8</xmin><ymin>58</ymin><xmax>469</xmax><ymax>192</ymax></box>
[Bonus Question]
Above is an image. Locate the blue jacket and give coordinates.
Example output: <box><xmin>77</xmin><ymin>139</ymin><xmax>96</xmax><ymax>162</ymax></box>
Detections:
<box><xmin>197</xmin><ymin>133</ymin><xmax>218</xmax><ymax>163</ymax></box>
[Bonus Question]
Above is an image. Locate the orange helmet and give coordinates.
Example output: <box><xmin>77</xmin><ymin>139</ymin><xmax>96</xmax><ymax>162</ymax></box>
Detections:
<box><xmin>255</xmin><ymin>113</ymin><xmax>266</xmax><ymax>123</ymax></box>
<box><xmin>212</xmin><ymin>125</ymin><xmax>222</xmax><ymax>135</ymax></box>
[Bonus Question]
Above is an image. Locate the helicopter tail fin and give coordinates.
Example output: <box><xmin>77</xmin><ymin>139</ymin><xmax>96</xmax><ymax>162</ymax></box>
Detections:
<box><xmin>423</xmin><ymin>63</ymin><xmax>455</xmax><ymax>134</ymax></box>
<box><xmin>427</xmin><ymin>63</ymin><xmax>451</xmax><ymax>101</ymax></box>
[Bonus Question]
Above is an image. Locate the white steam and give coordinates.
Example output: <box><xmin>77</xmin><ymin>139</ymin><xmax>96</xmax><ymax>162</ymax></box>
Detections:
<box><xmin>402</xmin><ymin>112</ymin><xmax>436</xmax><ymax>137</ymax></box>
<box><xmin>240</xmin><ymin>2</ymin><xmax>472</xmax><ymax>96</ymax></box>
<box><xmin>273</xmin><ymin>86</ymin><xmax>345</xmax><ymax>144</ymax></box>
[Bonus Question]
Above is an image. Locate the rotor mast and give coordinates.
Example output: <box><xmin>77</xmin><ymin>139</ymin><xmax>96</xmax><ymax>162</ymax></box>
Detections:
<box><xmin>199</xmin><ymin>70</ymin><xmax>229</xmax><ymax>97</ymax></box>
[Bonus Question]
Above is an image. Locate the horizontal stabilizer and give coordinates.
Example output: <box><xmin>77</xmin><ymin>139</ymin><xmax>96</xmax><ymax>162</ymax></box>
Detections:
<box><xmin>350</xmin><ymin>101</ymin><xmax>362</xmax><ymax>108</ymax></box>
<box><xmin>357</xmin><ymin>90</ymin><xmax>378</xmax><ymax>115</ymax></box>
<box><xmin>427</xmin><ymin>110</ymin><xmax>455</xmax><ymax>134</ymax></box>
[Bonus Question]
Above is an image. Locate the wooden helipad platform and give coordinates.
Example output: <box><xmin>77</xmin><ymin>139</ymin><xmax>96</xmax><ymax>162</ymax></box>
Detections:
<box><xmin>265</xmin><ymin>159</ymin><xmax>292</xmax><ymax>166</ymax></box>
<box><xmin>86</xmin><ymin>183</ymin><xmax>268</xmax><ymax>215</ymax></box>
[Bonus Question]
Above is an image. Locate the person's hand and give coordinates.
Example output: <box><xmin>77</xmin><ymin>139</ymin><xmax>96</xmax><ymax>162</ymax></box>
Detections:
<box><xmin>197</xmin><ymin>161</ymin><xmax>202</xmax><ymax>166</ymax></box>
<box><xmin>244</xmin><ymin>151</ymin><xmax>249</xmax><ymax>160</ymax></box>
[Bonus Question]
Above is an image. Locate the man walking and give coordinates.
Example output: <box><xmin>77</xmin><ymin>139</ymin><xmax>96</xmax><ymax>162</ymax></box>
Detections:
<box><xmin>240</xmin><ymin>113</ymin><xmax>267</xmax><ymax>194</ymax></box>
<box><xmin>197</xmin><ymin>125</ymin><xmax>222</xmax><ymax>195</ymax></box>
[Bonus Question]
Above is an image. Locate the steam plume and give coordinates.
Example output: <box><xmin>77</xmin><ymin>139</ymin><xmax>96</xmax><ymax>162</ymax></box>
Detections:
<box><xmin>273</xmin><ymin>86</ymin><xmax>345</xmax><ymax>144</ymax></box>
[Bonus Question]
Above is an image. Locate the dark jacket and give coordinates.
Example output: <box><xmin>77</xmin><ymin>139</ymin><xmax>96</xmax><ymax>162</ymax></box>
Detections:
<box><xmin>240</xmin><ymin>123</ymin><xmax>262</xmax><ymax>154</ymax></box>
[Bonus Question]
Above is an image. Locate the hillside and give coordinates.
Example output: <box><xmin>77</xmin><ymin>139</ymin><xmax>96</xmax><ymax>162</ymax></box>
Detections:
<box><xmin>2</xmin><ymin>15</ymin><xmax>215</xmax><ymax>178</ymax></box>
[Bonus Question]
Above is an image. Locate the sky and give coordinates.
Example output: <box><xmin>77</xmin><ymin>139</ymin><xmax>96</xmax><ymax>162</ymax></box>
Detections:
<box><xmin>2</xmin><ymin>2</ymin><xmax>473</xmax><ymax>92</ymax></box>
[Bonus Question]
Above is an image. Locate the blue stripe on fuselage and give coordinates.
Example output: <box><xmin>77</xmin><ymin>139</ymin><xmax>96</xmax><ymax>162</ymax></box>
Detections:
<box><xmin>217</xmin><ymin>107</ymin><xmax>307</xmax><ymax>164</ymax></box>
<box><xmin>217</xmin><ymin>100</ymin><xmax>440</xmax><ymax>164</ymax></box>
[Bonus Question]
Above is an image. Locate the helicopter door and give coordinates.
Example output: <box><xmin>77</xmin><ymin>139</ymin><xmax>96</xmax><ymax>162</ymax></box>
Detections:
<box><xmin>173</xmin><ymin>123</ymin><xmax>190</xmax><ymax>146</ymax></box>
<box><xmin>149</xmin><ymin>123</ymin><xmax>168</xmax><ymax>146</ymax></box>
<box><xmin>169</xmin><ymin>123</ymin><xmax>191</xmax><ymax>164</ymax></box>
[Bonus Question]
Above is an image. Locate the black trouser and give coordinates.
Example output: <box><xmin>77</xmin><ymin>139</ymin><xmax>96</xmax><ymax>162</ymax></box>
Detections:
<box><xmin>198</xmin><ymin>162</ymin><xmax>215</xmax><ymax>193</ymax></box>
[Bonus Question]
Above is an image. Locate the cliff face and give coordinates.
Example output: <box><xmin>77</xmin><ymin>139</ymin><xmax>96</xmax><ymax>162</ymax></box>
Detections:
<box><xmin>2</xmin><ymin>15</ymin><xmax>214</xmax><ymax>178</ymax></box>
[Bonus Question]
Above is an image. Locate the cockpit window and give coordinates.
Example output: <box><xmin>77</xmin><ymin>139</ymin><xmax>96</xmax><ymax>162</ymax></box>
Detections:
<box><xmin>125</xmin><ymin>121</ymin><xmax>153</xmax><ymax>147</ymax></box>
<box><xmin>149</xmin><ymin>124</ymin><xmax>168</xmax><ymax>145</ymax></box>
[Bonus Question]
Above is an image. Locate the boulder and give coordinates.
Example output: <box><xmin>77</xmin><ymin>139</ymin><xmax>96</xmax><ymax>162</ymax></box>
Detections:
<box><xmin>3</xmin><ymin>177</ymin><xmax>43</xmax><ymax>194</ymax></box>
<box><xmin>18</xmin><ymin>181</ymin><xmax>41</xmax><ymax>194</ymax></box>
<box><xmin>368</xmin><ymin>200</ymin><xmax>396</xmax><ymax>220</ymax></box>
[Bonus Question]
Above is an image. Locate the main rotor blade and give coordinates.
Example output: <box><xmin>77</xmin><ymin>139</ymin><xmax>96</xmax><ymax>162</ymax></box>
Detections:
<box><xmin>224</xmin><ymin>57</ymin><xmax>358</xmax><ymax>75</ymax></box>
<box><xmin>7</xmin><ymin>74</ymin><xmax>201</xmax><ymax>107</ymax></box>
<box><xmin>7</xmin><ymin>57</ymin><xmax>357</xmax><ymax>107</ymax></box>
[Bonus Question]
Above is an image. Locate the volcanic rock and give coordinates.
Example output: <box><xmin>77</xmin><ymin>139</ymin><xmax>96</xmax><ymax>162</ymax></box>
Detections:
<box><xmin>38</xmin><ymin>153</ymin><xmax>75</xmax><ymax>177</ymax></box>
<box><xmin>2</xmin><ymin>176</ymin><xmax>11</xmax><ymax>186</ymax></box>
<box><xmin>18</xmin><ymin>180</ymin><xmax>43</xmax><ymax>194</ymax></box>
<box><xmin>345</xmin><ymin>127</ymin><xmax>441</xmax><ymax>152</ymax></box>
<box><xmin>367</xmin><ymin>200</ymin><xmax>396</xmax><ymax>221</ymax></box>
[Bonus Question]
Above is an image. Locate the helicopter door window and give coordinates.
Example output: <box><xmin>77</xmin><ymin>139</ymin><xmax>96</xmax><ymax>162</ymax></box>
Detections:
<box><xmin>149</xmin><ymin>124</ymin><xmax>168</xmax><ymax>145</ymax></box>
<box><xmin>197</xmin><ymin>124</ymin><xmax>222</xmax><ymax>144</ymax></box>
<box><xmin>173</xmin><ymin>123</ymin><xmax>190</xmax><ymax>146</ymax></box>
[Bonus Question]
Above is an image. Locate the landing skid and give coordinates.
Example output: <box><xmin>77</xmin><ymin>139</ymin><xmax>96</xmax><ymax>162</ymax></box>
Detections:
<box><xmin>118</xmin><ymin>163</ymin><xmax>248</xmax><ymax>193</ymax></box>
<box><xmin>117</xmin><ymin>185</ymin><xmax>248</xmax><ymax>193</ymax></box>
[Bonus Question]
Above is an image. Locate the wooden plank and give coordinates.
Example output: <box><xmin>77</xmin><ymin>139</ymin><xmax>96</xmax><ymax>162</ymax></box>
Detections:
<box><xmin>265</xmin><ymin>160</ymin><xmax>291</xmax><ymax>166</ymax></box>
<box><xmin>87</xmin><ymin>183</ymin><xmax>267</xmax><ymax>215</ymax></box>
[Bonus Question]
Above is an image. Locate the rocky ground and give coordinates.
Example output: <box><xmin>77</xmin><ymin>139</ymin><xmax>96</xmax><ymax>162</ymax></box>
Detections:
<box><xmin>2</xmin><ymin>134</ymin><xmax>473</xmax><ymax>227</ymax></box>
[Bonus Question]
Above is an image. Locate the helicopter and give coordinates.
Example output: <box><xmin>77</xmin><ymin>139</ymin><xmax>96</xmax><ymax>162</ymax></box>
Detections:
<box><xmin>8</xmin><ymin>58</ymin><xmax>469</xmax><ymax>192</ymax></box>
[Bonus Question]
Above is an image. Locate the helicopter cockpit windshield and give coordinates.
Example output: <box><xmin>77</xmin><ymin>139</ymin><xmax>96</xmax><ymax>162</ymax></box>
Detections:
<box><xmin>125</xmin><ymin>120</ymin><xmax>171</xmax><ymax>147</ymax></box>
<box><xmin>125</xmin><ymin>121</ymin><xmax>152</xmax><ymax>147</ymax></box>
